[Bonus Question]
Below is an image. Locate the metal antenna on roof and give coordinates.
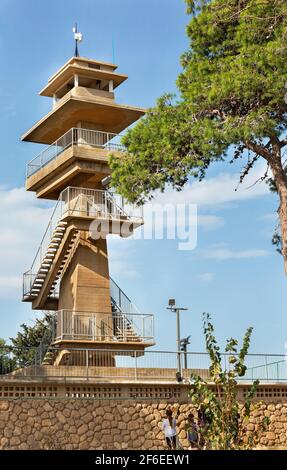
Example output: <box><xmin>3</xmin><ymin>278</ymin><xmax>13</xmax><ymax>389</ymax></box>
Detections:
<box><xmin>73</xmin><ymin>23</ymin><xmax>83</xmax><ymax>57</ymax></box>
<box><xmin>112</xmin><ymin>37</ymin><xmax>116</xmax><ymax>64</ymax></box>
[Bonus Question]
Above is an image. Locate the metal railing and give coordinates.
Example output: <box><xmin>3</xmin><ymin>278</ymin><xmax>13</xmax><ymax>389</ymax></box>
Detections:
<box><xmin>23</xmin><ymin>196</ymin><xmax>64</xmax><ymax>299</ymax></box>
<box><xmin>55</xmin><ymin>310</ymin><xmax>154</xmax><ymax>343</ymax></box>
<box><xmin>110</xmin><ymin>277</ymin><xmax>140</xmax><ymax>314</ymax></box>
<box><xmin>1</xmin><ymin>348</ymin><xmax>286</xmax><ymax>383</ymax></box>
<box><xmin>26</xmin><ymin>128</ymin><xmax>125</xmax><ymax>177</ymax></box>
<box><xmin>23</xmin><ymin>187</ymin><xmax>143</xmax><ymax>299</ymax></box>
<box><xmin>60</xmin><ymin>187</ymin><xmax>143</xmax><ymax>222</ymax></box>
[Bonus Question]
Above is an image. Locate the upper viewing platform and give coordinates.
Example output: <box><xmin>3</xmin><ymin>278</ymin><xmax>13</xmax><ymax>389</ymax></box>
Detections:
<box><xmin>39</xmin><ymin>56</ymin><xmax>128</xmax><ymax>97</ymax></box>
<box><xmin>21</xmin><ymin>56</ymin><xmax>145</xmax><ymax>144</ymax></box>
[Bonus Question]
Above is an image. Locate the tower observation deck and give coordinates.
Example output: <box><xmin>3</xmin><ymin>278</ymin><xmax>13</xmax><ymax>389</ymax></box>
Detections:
<box><xmin>22</xmin><ymin>55</ymin><xmax>155</xmax><ymax>366</ymax></box>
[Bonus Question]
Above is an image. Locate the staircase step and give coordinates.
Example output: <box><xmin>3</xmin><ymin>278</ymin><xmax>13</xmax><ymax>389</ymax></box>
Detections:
<box><xmin>52</xmin><ymin>232</ymin><xmax>64</xmax><ymax>238</ymax></box>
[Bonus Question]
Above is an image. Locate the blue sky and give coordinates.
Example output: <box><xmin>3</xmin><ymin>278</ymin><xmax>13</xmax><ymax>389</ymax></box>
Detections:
<box><xmin>0</xmin><ymin>0</ymin><xmax>286</xmax><ymax>354</ymax></box>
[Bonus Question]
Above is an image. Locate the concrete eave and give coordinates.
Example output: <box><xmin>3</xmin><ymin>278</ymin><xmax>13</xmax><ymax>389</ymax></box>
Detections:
<box><xmin>51</xmin><ymin>339</ymin><xmax>155</xmax><ymax>351</ymax></box>
<box><xmin>21</xmin><ymin>89</ymin><xmax>145</xmax><ymax>144</ymax></box>
<box><xmin>40</xmin><ymin>64</ymin><xmax>128</xmax><ymax>97</ymax></box>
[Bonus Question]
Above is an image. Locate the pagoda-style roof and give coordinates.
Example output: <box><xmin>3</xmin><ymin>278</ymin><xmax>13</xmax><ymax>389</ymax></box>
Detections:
<box><xmin>40</xmin><ymin>56</ymin><xmax>128</xmax><ymax>97</ymax></box>
<box><xmin>21</xmin><ymin>87</ymin><xmax>145</xmax><ymax>144</ymax></box>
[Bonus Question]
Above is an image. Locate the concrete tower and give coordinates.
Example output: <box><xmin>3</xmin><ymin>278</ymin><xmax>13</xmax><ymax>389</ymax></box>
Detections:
<box><xmin>22</xmin><ymin>55</ymin><xmax>154</xmax><ymax>365</ymax></box>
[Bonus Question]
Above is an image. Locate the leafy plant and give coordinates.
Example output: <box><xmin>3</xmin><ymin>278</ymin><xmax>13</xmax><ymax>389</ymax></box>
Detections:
<box><xmin>189</xmin><ymin>313</ymin><xmax>269</xmax><ymax>449</ymax></box>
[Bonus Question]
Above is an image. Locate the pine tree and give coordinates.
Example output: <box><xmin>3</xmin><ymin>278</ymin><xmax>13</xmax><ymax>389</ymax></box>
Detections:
<box><xmin>110</xmin><ymin>0</ymin><xmax>287</xmax><ymax>273</ymax></box>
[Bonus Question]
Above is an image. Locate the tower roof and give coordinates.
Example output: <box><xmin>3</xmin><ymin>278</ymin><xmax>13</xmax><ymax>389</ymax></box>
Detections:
<box><xmin>22</xmin><ymin>55</ymin><xmax>145</xmax><ymax>144</ymax></box>
<box><xmin>39</xmin><ymin>56</ymin><xmax>128</xmax><ymax>97</ymax></box>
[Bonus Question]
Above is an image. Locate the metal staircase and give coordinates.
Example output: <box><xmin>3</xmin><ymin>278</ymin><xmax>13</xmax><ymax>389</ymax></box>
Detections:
<box><xmin>110</xmin><ymin>278</ymin><xmax>142</xmax><ymax>342</ymax></box>
<box><xmin>23</xmin><ymin>221</ymin><xmax>79</xmax><ymax>309</ymax></box>
<box><xmin>23</xmin><ymin>187</ymin><xmax>143</xmax><ymax>310</ymax></box>
<box><xmin>85</xmin><ymin>191</ymin><xmax>128</xmax><ymax>220</ymax></box>
<box><xmin>31</xmin><ymin>280</ymin><xmax>153</xmax><ymax>367</ymax></box>
<box><xmin>22</xmin><ymin>185</ymin><xmax>151</xmax><ymax>360</ymax></box>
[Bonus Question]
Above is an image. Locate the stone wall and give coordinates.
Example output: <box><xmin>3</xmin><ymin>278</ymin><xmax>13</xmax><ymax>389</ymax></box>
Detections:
<box><xmin>0</xmin><ymin>398</ymin><xmax>286</xmax><ymax>450</ymax></box>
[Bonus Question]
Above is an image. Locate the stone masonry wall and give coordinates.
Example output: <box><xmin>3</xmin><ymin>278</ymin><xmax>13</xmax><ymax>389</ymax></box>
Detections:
<box><xmin>0</xmin><ymin>399</ymin><xmax>286</xmax><ymax>450</ymax></box>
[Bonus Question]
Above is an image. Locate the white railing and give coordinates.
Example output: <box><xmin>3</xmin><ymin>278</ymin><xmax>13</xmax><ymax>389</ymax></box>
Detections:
<box><xmin>60</xmin><ymin>187</ymin><xmax>143</xmax><ymax>222</ymax></box>
<box><xmin>26</xmin><ymin>128</ymin><xmax>125</xmax><ymax>177</ymax></box>
<box><xmin>23</xmin><ymin>188</ymin><xmax>143</xmax><ymax>299</ymax></box>
<box><xmin>2</xmin><ymin>347</ymin><xmax>287</xmax><ymax>383</ymax></box>
<box><xmin>55</xmin><ymin>310</ymin><xmax>154</xmax><ymax>343</ymax></box>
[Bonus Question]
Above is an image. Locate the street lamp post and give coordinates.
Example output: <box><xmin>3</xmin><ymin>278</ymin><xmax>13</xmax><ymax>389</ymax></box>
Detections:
<box><xmin>167</xmin><ymin>299</ymin><xmax>188</xmax><ymax>377</ymax></box>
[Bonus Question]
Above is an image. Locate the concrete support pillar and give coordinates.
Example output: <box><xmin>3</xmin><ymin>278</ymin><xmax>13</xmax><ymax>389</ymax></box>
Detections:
<box><xmin>53</xmin><ymin>93</ymin><xmax>57</xmax><ymax>108</ymax></box>
<box><xmin>56</xmin><ymin>233</ymin><xmax>115</xmax><ymax>365</ymax></box>
<box><xmin>74</xmin><ymin>74</ymin><xmax>79</xmax><ymax>87</ymax></box>
<box><xmin>58</xmin><ymin>232</ymin><xmax>111</xmax><ymax>315</ymax></box>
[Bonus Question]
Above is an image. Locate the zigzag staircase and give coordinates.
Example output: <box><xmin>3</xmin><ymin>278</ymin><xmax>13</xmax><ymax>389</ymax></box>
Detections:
<box><xmin>23</xmin><ymin>188</ymin><xmax>140</xmax><ymax>310</ymax></box>
<box><xmin>23</xmin><ymin>216</ymin><xmax>80</xmax><ymax>310</ymax></box>
<box><xmin>22</xmin><ymin>188</ymin><xmax>147</xmax><ymax>366</ymax></box>
<box><xmin>110</xmin><ymin>278</ymin><xmax>142</xmax><ymax>342</ymax></box>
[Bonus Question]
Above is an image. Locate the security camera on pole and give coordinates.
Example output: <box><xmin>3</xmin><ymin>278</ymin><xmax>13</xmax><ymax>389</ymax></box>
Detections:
<box><xmin>180</xmin><ymin>336</ymin><xmax>190</xmax><ymax>370</ymax></box>
<box><xmin>167</xmin><ymin>299</ymin><xmax>188</xmax><ymax>378</ymax></box>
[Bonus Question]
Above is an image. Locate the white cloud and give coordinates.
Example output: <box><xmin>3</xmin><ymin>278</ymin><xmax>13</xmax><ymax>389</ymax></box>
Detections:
<box><xmin>0</xmin><ymin>167</ymin><xmax>271</xmax><ymax>300</ymax></box>
<box><xmin>155</xmin><ymin>162</ymin><xmax>269</xmax><ymax>208</ymax></box>
<box><xmin>202</xmin><ymin>244</ymin><xmax>270</xmax><ymax>260</ymax></box>
<box><xmin>198</xmin><ymin>272</ymin><xmax>214</xmax><ymax>282</ymax></box>
<box><xmin>258</xmin><ymin>213</ymin><xmax>278</xmax><ymax>223</ymax></box>
<box><xmin>107</xmin><ymin>237</ymin><xmax>141</xmax><ymax>281</ymax></box>
<box><xmin>137</xmin><ymin>162</ymin><xmax>269</xmax><ymax>239</ymax></box>
<box><xmin>0</xmin><ymin>187</ymin><xmax>53</xmax><ymax>299</ymax></box>
<box><xmin>197</xmin><ymin>215</ymin><xmax>225</xmax><ymax>230</ymax></box>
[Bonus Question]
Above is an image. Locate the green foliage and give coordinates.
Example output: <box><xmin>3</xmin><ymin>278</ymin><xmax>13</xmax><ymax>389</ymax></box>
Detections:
<box><xmin>272</xmin><ymin>230</ymin><xmax>282</xmax><ymax>254</ymax></box>
<box><xmin>189</xmin><ymin>313</ymin><xmax>269</xmax><ymax>449</ymax></box>
<box><xmin>110</xmin><ymin>0</ymin><xmax>287</xmax><ymax>204</ymax></box>
<box><xmin>0</xmin><ymin>339</ymin><xmax>16</xmax><ymax>373</ymax></box>
<box><xmin>9</xmin><ymin>312</ymin><xmax>55</xmax><ymax>367</ymax></box>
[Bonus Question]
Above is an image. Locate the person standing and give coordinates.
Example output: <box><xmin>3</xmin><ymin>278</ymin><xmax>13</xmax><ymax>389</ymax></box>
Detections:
<box><xmin>162</xmin><ymin>408</ymin><xmax>177</xmax><ymax>449</ymax></box>
<box><xmin>185</xmin><ymin>413</ymin><xmax>199</xmax><ymax>450</ymax></box>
